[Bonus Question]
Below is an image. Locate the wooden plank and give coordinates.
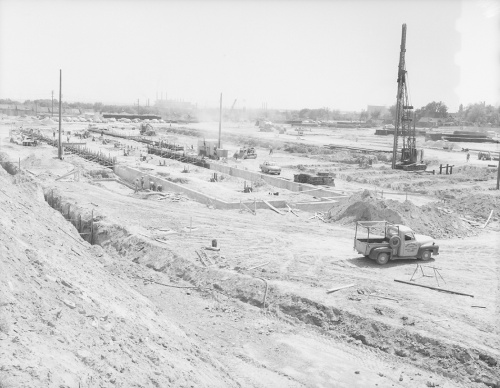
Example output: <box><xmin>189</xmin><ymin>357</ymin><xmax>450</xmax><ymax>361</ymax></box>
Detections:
<box><xmin>262</xmin><ymin>200</ymin><xmax>285</xmax><ymax>215</ymax></box>
<box><xmin>326</xmin><ymin>284</ymin><xmax>355</xmax><ymax>294</ymax></box>
<box><xmin>483</xmin><ymin>210</ymin><xmax>494</xmax><ymax>228</ymax></box>
<box><xmin>240</xmin><ymin>201</ymin><xmax>256</xmax><ymax>215</ymax></box>
<box><xmin>369</xmin><ymin>293</ymin><xmax>399</xmax><ymax>302</ymax></box>
<box><xmin>286</xmin><ymin>203</ymin><xmax>299</xmax><ymax>217</ymax></box>
<box><xmin>247</xmin><ymin>261</ymin><xmax>269</xmax><ymax>271</ymax></box>
<box><xmin>195</xmin><ymin>251</ymin><xmax>208</xmax><ymax>267</ymax></box>
<box><xmin>394</xmin><ymin>279</ymin><xmax>474</xmax><ymax>297</ymax></box>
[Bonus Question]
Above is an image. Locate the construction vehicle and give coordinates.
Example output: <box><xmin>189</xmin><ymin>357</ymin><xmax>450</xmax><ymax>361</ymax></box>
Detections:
<box><xmin>234</xmin><ymin>147</ymin><xmax>257</xmax><ymax>159</ymax></box>
<box><xmin>228</xmin><ymin>99</ymin><xmax>237</xmax><ymax>121</ymax></box>
<box><xmin>139</xmin><ymin>122</ymin><xmax>156</xmax><ymax>136</ymax></box>
<box><xmin>478</xmin><ymin>151</ymin><xmax>492</xmax><ymax>161</ymax></box>
<box><xmin>354</xmin><ymin>221</ymin><xmax>439</xmax><ymax>265</ymax></box>
<box><xmin>260</xmin><ymin>161</ymin><xmax>281</xmax><ymax>175</ymax></box>
<box><xmin>258</xmin><ymin>120</ymin><xmax>274</xmax><ymax>132</ymax></box>
<box><xmin>294</xmin><ymin>172</ymin><xmax>334</xmax><ymax>186</ymax></box>
<box><xmin>197</xmin><ymin>139</ymin><xmax>229</xmax><ymax>160</ymax></box>
<box><xmin>391</xmin><ymin>24</ymin><xmax>426</xmax><ymax>171</ymax></box>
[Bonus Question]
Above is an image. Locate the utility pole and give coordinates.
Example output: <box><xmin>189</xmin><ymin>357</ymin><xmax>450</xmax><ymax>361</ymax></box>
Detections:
<box><xmin>58</xmin><ymin>70</ymin><xmax>62</xmax><ymax>160</ymax></box>
<box><xmin>218</xmin><ymin>93</ymin><xmax>222</xmax><ymax>148</ymax></box>
<box><xmin>497</xmin><ymin>154</ymin><xmax>500</xmax><ymax>190</ymax></box>
<box><xmin>51</xmin><ymin>90</ymin><xmax>54</xmax><ymax>117</ymax></box>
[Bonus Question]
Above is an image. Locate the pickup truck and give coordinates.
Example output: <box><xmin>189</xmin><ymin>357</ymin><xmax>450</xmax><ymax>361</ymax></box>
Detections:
<box><xmin>354</xmin><ymin>221</ymin><xmax>439</xmax><ymax>265</ymax></box>
<box><xmin>260</xmin><ymin>161</ymin><xmax>281</xmax><ymax>175</ymax></box>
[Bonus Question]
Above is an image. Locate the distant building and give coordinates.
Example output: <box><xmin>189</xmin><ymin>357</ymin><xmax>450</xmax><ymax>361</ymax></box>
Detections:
<box><xmin>418</xmin><ymin>117</ymin><xmax>449</xmax><ymax>128</ymax></box>
<box><xmin>0</xmin><ymin>104</ymin><xmax>17</xmax><ymax>115</ymax></box>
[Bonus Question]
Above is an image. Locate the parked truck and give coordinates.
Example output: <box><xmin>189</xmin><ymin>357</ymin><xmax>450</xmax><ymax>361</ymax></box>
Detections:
<box><xmin>260</xmin><ymin>161</ymin><xmax>281</xmax><ymax>175</ymax></box>
<box><xmin>354</xmin><ymin>221</ymin><xmax>439</xmax><ymax>265</ymax></box>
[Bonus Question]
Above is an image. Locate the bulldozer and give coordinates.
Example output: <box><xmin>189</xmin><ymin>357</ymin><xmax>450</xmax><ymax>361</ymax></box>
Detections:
<box><xmin>234</xmin><ymin>147</ymin><xmax>257</xmax><ymax>159</ymax></box>
<box><xmin>139</xmin><ymin>123</ymin><xmax>156</xmax><ymax>136</ymax></box>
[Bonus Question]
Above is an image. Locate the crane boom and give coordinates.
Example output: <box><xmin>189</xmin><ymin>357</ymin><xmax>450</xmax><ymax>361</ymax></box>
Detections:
<box><xmin>391</xmin><ymin>24</ymin><xmax>426</xmax><ymax>171</ymax></box>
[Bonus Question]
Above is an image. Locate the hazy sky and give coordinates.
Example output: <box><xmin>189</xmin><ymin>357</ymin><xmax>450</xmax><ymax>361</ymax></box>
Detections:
<box><xmin>0</xmin><ymin>0</ymin><xmax>498</xmax><ymax>112</ymax></box>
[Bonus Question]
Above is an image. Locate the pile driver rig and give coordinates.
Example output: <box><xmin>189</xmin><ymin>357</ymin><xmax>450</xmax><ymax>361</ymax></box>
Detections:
<box><xmin>391</xmin><ymin>24</ymin><xmax>426</xmax><ymax>171</ymax></box>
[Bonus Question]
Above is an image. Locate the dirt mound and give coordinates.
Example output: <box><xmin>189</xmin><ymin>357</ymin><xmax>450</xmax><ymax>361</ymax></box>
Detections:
<box><xmin>454</xmin><ymin>165</ymin><xmax>497</xmax><ymax>181</ymax></box>
<box><xmin>0</xmin><ymin>167</ymin><xmax>238</xmax><ymax>387</ymax></box>
<box><xmin>326</xmin><ymin>190</ymin><xmax>475</xmax><ymax>238</ymax></box>
<box><xmin>441</xmin><ymin>193</ymin><xmax>500</xmax><ymax>219</ymax></box>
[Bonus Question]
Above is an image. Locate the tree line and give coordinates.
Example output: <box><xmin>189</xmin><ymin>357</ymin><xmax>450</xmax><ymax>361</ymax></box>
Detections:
<box><xmin>0</xmin><ymin>99</ymin><xmax>159</xmax><ymax>115</ymax></box>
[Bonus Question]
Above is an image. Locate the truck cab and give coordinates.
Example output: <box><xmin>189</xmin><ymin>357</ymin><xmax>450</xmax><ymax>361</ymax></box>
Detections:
<box><xmin>354</xmin><ymin>221</ymin><xmax>439</xmax><ymax>265</ymax></box>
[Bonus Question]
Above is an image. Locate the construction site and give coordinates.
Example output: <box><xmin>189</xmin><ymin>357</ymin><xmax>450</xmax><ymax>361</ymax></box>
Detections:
<box><xmin>1</xmin><ymin>1</ymin><xmax>500</xmax><ymax>386</ymax></box>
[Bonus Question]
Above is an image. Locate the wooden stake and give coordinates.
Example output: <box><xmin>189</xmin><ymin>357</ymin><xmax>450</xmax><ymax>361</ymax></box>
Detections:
<box><xmin>483</xmin><ymin>210</ymin><xmax>494</xmax><ymax>228</ymax></box>
<box><xmin>326</xmin><ymin>284</ymin><xmax>355</xmax><ymax>293</ymax></box>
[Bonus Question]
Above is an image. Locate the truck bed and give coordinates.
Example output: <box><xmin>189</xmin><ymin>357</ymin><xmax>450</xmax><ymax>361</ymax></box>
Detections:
<box><xmin>354</xmin><ymin>237</ymin><xmax>389</xmax><ymax>255</ymax></box>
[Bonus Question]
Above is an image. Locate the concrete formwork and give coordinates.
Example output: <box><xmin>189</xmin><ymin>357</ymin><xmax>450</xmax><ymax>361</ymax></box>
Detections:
<box><xmin>114</xmin><ymin>165</ymin><xmax>340</xmax><ymax>212</ymax></box>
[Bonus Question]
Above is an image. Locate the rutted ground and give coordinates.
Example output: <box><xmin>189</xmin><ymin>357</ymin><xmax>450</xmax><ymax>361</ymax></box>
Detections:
<box><xmin>42</xmin><ymin>173</ymin><xmax>500</xmax><ymax>387</ymax></box>
<box><xmin>1</xmin><ymin>121</ymin><xmax>500</xmax><ymax>387</ymax></box>
<box><xmin>1</xmin><ymin>164</ymin><xmax>459</xmax><ymax>388</ymax></box>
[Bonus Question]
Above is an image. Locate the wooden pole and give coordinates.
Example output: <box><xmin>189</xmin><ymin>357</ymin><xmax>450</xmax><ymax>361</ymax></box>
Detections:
<box><xmin>58</xmin><ymin>70</ymin><xmax>62</xmax><ymax>159</ymax></box>
<box><xmin>497</xmin><ymin>156</ymin><xmax>500</xmax><ymax>190</ymax></box>
<box><xmin>394</xmin><ymin>279</ymin><xmax>474</xmax><ymax>297</ymax></box>
<box><xmin>90</xmin><ymin>210</ymin><xmax>94</xmax><ymax>245</ymax></box>
<box><xmin>218</xmin><ymin>93</ymin><xmax>222</xmax><ymax>149</ymax></box>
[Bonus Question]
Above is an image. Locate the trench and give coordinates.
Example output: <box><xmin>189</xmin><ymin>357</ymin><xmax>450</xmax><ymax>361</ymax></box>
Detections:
<box><xmin>42</xmin><ymin>189</ymin><xmax>500</xmax><ymax>388</ymax></box>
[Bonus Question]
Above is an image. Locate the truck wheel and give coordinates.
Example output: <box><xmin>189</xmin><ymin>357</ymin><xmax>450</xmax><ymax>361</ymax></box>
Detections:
<box><xmin>376</xmin><ymin>252</ymin><xmax>389</xmax><ymax>265</ymax></box>
<box><xmin>421</xmin><ymin>250</ymin><xmax>432</xmax><ymax>261</ymax></box>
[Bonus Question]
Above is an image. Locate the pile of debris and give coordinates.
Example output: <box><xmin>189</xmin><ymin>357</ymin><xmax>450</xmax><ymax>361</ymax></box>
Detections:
<box><xmin>326</xmin><ymin>190</ymin><xmax>476</xmax><ymax>238</ymax></box>
<box><xmin>155</xmin><ymin>192</ymin><xmax>190</xmax><ymax>202</ymax></box>
<box><xmin>438</xmin><ymin>193</ymin><xmax>499</xmax><ymax>221</ymax></box>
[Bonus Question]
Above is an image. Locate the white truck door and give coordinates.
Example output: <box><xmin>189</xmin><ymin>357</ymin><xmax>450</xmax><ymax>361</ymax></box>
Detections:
<box><xmin>402</xmin><ymin>232</ymin><xmax>418</xmax><ymax>256</ymax></box>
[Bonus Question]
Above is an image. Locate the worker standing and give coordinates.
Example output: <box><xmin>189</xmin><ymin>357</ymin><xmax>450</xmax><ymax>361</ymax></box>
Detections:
<box><xmin>140</xmin><ymin>176</ymin><xmax>145</xmax><ymax>189</ymax></box>
<box><xmin>466</xmin><ymin>152</ymin><xmax>470</xmax><ymax>162</ymax></box>
<box><xmin>269</xmin><ymin>146</ymin><xmax>273</xmax><ymax>155</ymax></box>
<box><xmin>134</xmin><ymin>178</ymin><xmax>139</xmax><ymax>193</ymax></box>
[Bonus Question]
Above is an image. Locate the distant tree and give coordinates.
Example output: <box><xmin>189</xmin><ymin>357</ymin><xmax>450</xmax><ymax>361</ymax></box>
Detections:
<box><xmin>359</xmin><ymin>110</ymin><xmax>369</xmax><ymax>120</ymax></box>
<box><xmin>93</xmin><ymin>102</ymin><xmax>104</xmax><ymax>112</ymax></box>
<box><xmin>299</xmin><ymin>109</ymin><xmax>310</xmax><ymax>119</ymax></box>
<box><xmin>388</xmin><ymin>104</ymin><xmax>397</xmax><ymax>120</ymax></box>
<box><xmin>0</xmin><ymin>98</ymin><xmax>20</xmax><ymax>104</ymax></box>
<box><xmin>465</xmin><ymin>103</ymin><xmax>487</xmax><ymax>125</ymax></box>
<box><xmin>123</xmin><ymin>107</ymin><xmax>136</xmax><ymax>114</ymax></box>
<box><xmin>330</xmin><ymin>109</ymin><xmax>341</xmax><ymax>120</ymax></box>
<box><xmin>415</xmin><ymin>101</ymin><xmax>448</xmax><ymax>120</ymax></box>
<box><xmin>458</xmin><ymin>103</ymin><xmax>464</xmax><ymax>119</ymax></box>
<box><xmin>370</xmin><ymin>110</ymin><xmax>381</xmax><ymax>119</ymax></box>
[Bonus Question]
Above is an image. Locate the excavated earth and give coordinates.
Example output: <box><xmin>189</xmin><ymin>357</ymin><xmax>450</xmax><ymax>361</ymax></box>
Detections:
<box><xmin>1</xmin><ymin>123</ymin><xmax>500</xmax><ymax>388</ymax></box>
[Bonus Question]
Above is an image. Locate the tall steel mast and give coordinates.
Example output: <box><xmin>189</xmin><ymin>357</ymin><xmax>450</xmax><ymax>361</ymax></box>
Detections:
<box><xmin>392</xmin><ymin>24</ymin><xmax>415</xmax><ymax>169</ymax></box>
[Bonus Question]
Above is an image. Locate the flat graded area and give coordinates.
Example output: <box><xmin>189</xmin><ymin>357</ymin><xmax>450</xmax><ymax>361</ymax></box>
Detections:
<box><xmin>1</xmin><ymin>119</ymin><xmax>500</xmax><ymax>387</ymax></box>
